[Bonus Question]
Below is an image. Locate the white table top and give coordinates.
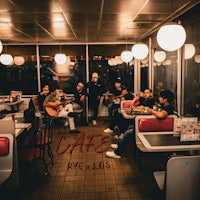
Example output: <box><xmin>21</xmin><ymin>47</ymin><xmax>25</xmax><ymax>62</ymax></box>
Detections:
<box><xmin>4</xmin><ymin>99</ymin><xmax>23</xmax><ymax>106</ymax></box>
<box><xmin>121</xmin><ymin>109</ymin><xmax>136</xmax><ymax>119</ymax></box>
<box><xmin>15</xmin><ymin>123</ymin><xmax>32</xmax><ymax>130</ymax></box>
<box><xmin>14</xmin><ymin>123</ymin><xmax>32</xmax><ymax>137</ymax></box>
<box><xmin>137</xmin><ymin>132</ymin><xmax>200</xmax><ymax>152</ymax></box>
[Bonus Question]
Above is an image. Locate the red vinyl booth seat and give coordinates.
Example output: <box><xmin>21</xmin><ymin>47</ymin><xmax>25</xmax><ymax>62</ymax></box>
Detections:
<box><xmin>0</xmin><ymin>137</ymin><xmax>9</xmax><ymax>156</ymax></box>
<box><xmin>122</xmin><ymin>102</ymin><xmax>131</xmax><ymax>109</ymax></box>
<box><xmin>138</xmin><ymin>117</ymin><xmax>174</xmax><ymax>132</ymax></box>
<box><xmin>121</xmin><ymin>100</ymin><xmax>140</xmax><ymax>110</ymax></box>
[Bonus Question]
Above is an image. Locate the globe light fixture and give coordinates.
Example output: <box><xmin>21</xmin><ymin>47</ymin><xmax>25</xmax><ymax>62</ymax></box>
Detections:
<box><xmin>157</xmin><ymin>23</ymin><xmax>186</xmax><ymax>51</ymax></box>
<box><xmin>14</xmin><ymin>56</ymin><xmax>25</xmax><ymax>65</ymax></box>
<box><xmin>0</xmin><ymin>41</ymin><xmax>3</xmax><ymax>54</ymax></box>
<box><xmin>54</xmin><ymin>53</ymin><xmax>68</xmax><ymax>64</ymax></box>
<box><xmin>184</xmin><ymin>44</ymin><xmax>195</xmax><ymax>59</ymax></box>
<box><xmin>131</xmin><ymin>43</ymin><xmax>149</xmax><ymax>60</ymax></box>
<box><xmin>120</xmin><ymin>50</ymin><xmax>133</xmax><ymax>63</ymax></box>
<box><xmin>194</xmin><ymin>55</ymin><xmax>200</xmax><ymax>63</ymax></box>
<box><xmin>108</xmin><ymin>58</ymin><xmax>117</xmax><ymax>66</ymax></box>
<box><xmin>154</xmin><ymin>51</ymin><xmax>166</xmax><ymax>62</ymax></box>
<box><xmin>0</xmin><ymin>54</ymin><xmax>13</xmax><ymax>65</ymax></box>
<box><xmin>114</xmin><ymin>56</ymin><xmax>123</xmax><ymax>65</ymax></box>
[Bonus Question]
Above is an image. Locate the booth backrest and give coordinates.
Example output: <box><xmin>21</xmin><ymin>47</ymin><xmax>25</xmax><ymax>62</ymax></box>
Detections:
<box><xmin>138</xmin><ymin>117</ymin><xmax>174</xmax><ymax>132</ymax></box>
<box><xmin>121</xmin><ymin>100</ymin><xmax>132</xmax><ymax>111</ymax></box>
<box><xmin>166</xmin><ymin>155</ymin><xmax>200</xmax><ymax>200</ymax></box>
<box><xmin>136</xmin><ymin>115</ymin><xmax>176</xmax><ymax>133</ymax></box>
<box><xmin>121</xmin><ymin>100</ymin><xmax>140</xmax><ymax>111</ymax></box>
<box><xmin>0</xmin><ymin>137</ymin><xmax>9</xmax><ymax>156</ymax></box>
<box><xmin>0</xmin><ymin>133</ymin><xmax>14</xmax><ymax>187</ymax></box>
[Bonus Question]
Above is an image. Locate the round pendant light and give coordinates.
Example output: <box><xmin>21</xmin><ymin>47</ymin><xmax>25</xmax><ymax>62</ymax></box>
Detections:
<box><xmin>0</xmin><ymin>41</ymin><xmax>3</xmax><ymax>54</ymax></box>
<box><xmin>14</xmin><ymin>56</ymin><xmax>25</xmax><ymax>65</ymax></box>
<box><xmin>184</xmin><ymin>44</ymin><xmax>195</xmax><ymax>59</ymax></box>
<box><xmin>54</xmin><ymin>53</ymin><xmax>68</xmax><ymax>64</ymax></box>
<box><xmin>114</xmin><ymin>56</ymin><xmax>123</xmax><ymax>65</ymax></box>
<box><xmin>154</xmin><ymin>51</ymin><xmax>166</xmax><ymax>62</ymax></box>
<box><xmin>157</xmin><ymin>23</ymin><xmax>186</xmax><ymax>51</ymax></box>
<box><xmin>120</xmin><ymin>50</ymin><xmax>133</xmax><ymax>63</ymax></box>
<box><xmin>108</xmin><ymin>58</ymin><xmax>117</xmax><ymax>66</ymax></box>
<box><xmin>131</xmin><ymin>43</ymin><xmax>149</xmax><ymax>60</ymax></box>
<box><xmin>194</xmin><ymin>55</ymin><xmax>200</xmax><ymax>63</ymax></box>
<box><xmin>0</xmin><ymin>54</ymin><xmax>13</xmax><ymax>65</ymax></box>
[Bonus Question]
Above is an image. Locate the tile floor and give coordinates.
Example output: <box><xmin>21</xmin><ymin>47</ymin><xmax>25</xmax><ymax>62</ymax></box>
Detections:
<box><xmin>1</xmin><ymin>118</ymin><xmax>167</xmax><ymax>200</ymax></box>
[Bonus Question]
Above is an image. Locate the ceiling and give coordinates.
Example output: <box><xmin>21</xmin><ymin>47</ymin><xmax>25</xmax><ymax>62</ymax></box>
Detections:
<box><xmin>0</xmin><ymin>0</ymin><xmax>200</xmax><ymax>44</ymax></box>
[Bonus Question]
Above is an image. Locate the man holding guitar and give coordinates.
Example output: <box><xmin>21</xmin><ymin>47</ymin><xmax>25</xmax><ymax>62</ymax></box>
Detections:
<box><xmin>104</xmin><ymin>81</ymin><xmax>122</xmax><ymax>124</ymax></box>
<box><xmin>43</xmin><ymin>87</ymin><xmax>80</xmax><ymax>134</ymax></box>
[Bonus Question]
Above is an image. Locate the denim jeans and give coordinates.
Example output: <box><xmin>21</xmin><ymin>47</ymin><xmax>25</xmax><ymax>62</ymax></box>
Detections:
<box><xmin>114</xmin><ymin>126</ymin><xmax>134</xmax><ymax>156</ymax></box>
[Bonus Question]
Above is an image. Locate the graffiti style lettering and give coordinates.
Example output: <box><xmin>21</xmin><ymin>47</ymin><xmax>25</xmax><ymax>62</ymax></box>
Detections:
<box><xmin>94</xmin><ymin>135</ymin><xmax>110</xmax><ymax>153</ymax></box>
<box><xmin>85</xmin><ymin>133</ymin><xmax>103</xmax><ymax>152</ymax></box>
<box><xmin>56</xmin><ymin>132</ymin><xmax>110</xmax><ymax>154</ymax></box>
<box><xmin>56</xmin><ymin>134</ymin><xmax>71</xmax><ymax>155</ymax></box>
<box><xmin>69</xmin><ymin>132</ymin><xmax>85</xmax><ymax>154</ymax></box>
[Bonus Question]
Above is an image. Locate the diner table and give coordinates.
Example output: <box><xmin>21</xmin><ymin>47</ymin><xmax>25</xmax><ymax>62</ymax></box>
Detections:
<box><xmin>15</xmin><ymin>122</ymin><xmax>32</xmax><ymax>137</ymax></box>
<box><xmin>137</xmin><ymin>131</ymin><xmax>200</xmax><ymax>152</ymax></box>
<box><xmin>4</xmin><ymin>99</ymin><xmax>23</xmax><ymax>112</ymax></box>
<box><xmin>1</xmin><ymin>114</ymin><xmax>32</xmax><ymax>137</ymax></box>
<box><xmin>121</xmin><ymin>107</ymin><xmax>150</xmax><ymax>119</ymax></box>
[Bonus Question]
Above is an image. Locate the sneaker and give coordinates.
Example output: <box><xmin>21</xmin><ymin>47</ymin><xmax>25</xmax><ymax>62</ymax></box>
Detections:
<box><xmin>111</xmin><ymin>144</ymin><xmax>118</xmax><ymax>149</ymax></box>
<box><xmin>64</xmin><ymin>121</ymin><xmax>69</xmax><ymax>126</ymax></box>
<box><xmin>104</xmin><ymin>128</ymin><xmax>113</xmax><ymax>133</ymax></box>
<box><xmin>114</xmin><ymin>133</ymin><xmax>124</xmax><ymax>140</ymax></box>
<box><xmin>68</xmin><ymin>112</ymin><xmax>78</xmax><ymax>118</ymax></box>
<box><xmin>92</xmin><ymin>120</ymin><xmax>97</xmax><ymax>125</ymax></box>
<box><xmin>106</xmin><ymin>151</ymin><xmax>121</xmax><ymax>159</ymax></box>
<box><xmin>70</xmin><ymin>129</ymin><xmax>80</xmax><ymax>134</ymax></box>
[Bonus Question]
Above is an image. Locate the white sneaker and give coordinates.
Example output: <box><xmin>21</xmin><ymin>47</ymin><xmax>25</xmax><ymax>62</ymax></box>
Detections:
<box><xmin>111</xmin><ymin>144</ymin><xmax>118</xmax><ymax>149</ymax></box>
<box><xmin>114</xmin><ymin>133</ymin><xmax>124</xmax><ymax>140</ymax></box>
<box><xmin>92</xmin><ymin>120</ymin><xmax>97</xmax><ymax>125</ymax></box>
<box><xmin>106</xmin><ymin>151</ymin><xmax>121</xmax><ymax>159</ymax></box>
<box><xmin>104</xmin><ymin>128</ymin><xmax>113</xmax><ymax>133</ymax></box>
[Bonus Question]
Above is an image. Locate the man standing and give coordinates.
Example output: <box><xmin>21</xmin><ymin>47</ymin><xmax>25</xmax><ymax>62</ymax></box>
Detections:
<box><xmin>86</xmin><ymin>72</ymin><xmax>104</xmax><ymax>125</ymax></box>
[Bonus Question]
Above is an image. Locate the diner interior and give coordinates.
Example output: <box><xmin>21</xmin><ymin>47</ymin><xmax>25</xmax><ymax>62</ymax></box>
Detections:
<box><xmin>1</xmin><ymin>0</ymin><xmax>200</xmax><ymax>200</ymax></box>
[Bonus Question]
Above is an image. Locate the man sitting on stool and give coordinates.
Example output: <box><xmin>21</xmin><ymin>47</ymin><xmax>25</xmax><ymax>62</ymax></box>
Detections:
<box><xmin>43</xmin><ymin>86</ymin><xmax>80</xmax><ymax>134</ymax></box>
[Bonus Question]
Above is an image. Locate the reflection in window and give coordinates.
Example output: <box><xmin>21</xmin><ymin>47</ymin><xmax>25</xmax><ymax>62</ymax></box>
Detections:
<box><xmin>0</xmin><ymin>59</ymin><xmax>38</xmax><ymax>95</ymax></box>
<box><xmin>89</xmin><ymin>59</ymin><xmax>134</xmax><ymax>92</ymax></box>
<box><xmin>153</xmin><ymin>52</ymin><xmax>177</xmax><ymax>104</ymax></box>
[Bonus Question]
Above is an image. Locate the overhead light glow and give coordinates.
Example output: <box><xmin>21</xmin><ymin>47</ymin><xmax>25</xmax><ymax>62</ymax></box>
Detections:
<box><xmin>154</xmin><ymin>51</ymin><xmax>166</xmax><ymax>62</ymax></box>
<box><xmin>0</xmin><ymin>41</ymin><xmax>3</xmax><ymax>54</ymax></box>
<box><xmin>14</xmin><ymin>56</ymin><xmax>25</xmax><ymax>65</ymax></box>
<box><xmin>54</xmin><ymin>53</ymin><xmax>68</xmax><ymax>64</ymax></box>
<box><xmin>0</xmin><ymin>54</ymin><xmax>13</xmax><ymax>65</ymax></box>
<box><xmin>131</xmin><ymin>43</ymin><xmax>149</xmax><ymax>60</ymax></box>
<box><xmin>157</xmin><ymin>23</ymin><xmax>186</xmax><ymax>51</ymax></box>
<box><xmin>184</xmin><ymin>44</ymin><xmax>195</xmax><ymax>59</ymax></box>
<box><xmin>194</xmin><ymin>55</ymin><xmax>200</xmax><ymax>63</ymax></box>
<box><xmin>120</xmin><ymin>50</ymin><xmax>133</xmax><ymax>63</ymax></box>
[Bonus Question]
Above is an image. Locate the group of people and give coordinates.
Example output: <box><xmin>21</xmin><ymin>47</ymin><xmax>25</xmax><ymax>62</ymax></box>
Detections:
<box><xmin>38</xmin><ymin>72</ymin><xmax>105</xmax><ymax>133</ymax></box>
<box><xmin>37</xmin><ymin>72</ymin><xmax>175</xmax><ymax>159</ymax></box>
<box><xmin>38</xmin><ymin>82</ymin><xmax>84</xmax><ymax>133</ymax></box>
<box><xmin>105</xmin><ymin>88</ymin><xmax>175</xmax><ymax>159</ymax></box>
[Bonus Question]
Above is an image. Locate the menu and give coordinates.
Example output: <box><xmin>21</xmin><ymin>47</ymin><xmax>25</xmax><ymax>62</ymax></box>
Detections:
<box><xmin>173</xmin><ymin>117</ymin><xmax>200</xmax><ymax>141</ymax></box>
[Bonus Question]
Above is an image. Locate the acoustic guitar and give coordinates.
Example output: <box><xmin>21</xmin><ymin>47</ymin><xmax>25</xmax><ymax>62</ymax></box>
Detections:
<box><xmin>45</xmin><ymin>100</ymin><xmax>64</xmax><ymax>117</ymax></box>
<box><xmin>103</xmin><ymin>93</ymin><xmax>122</xmax><ymax>106</ymax></box>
